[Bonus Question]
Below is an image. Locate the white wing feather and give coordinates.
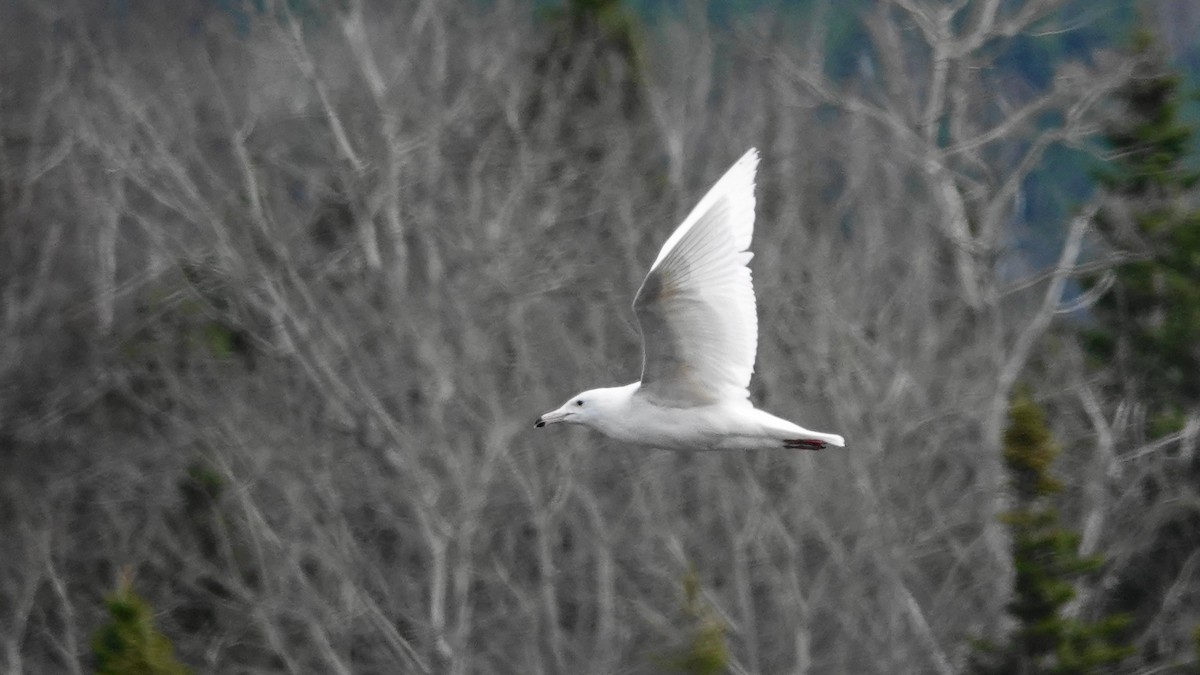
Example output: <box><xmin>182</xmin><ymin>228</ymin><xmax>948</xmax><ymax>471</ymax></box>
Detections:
<box><xmin>633</xmin><ymin>149</ymin><xmax>759</xmax><ymax>407</ymax></box>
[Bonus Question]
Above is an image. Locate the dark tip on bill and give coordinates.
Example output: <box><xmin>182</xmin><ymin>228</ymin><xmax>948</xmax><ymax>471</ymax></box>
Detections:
<box><xmin>534</xmin><ymin>419</ymin><xmax>545</xmax><ymax>428</ymax></box>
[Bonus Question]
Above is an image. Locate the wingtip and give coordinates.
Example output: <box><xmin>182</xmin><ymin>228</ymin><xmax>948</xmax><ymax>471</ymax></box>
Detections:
<box><xmin>738</xmin><ymin>147</ymin><xmax>760</xmax><ymax>171</ymax></box>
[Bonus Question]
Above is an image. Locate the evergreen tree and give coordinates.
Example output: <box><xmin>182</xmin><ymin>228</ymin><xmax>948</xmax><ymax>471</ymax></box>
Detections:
<box><xmin>658</xmin><ymin>568</ymin><xmax>729</xmax><ymax>675</ymax></box>
<box><xmin>1194</xmin><ymin>625</ymin><xmax>1200</xmax><ymax>673</ymax></box>
<box><xmin>1079</xmin><ymin>29</ymin><xmax>1200</xmax><ymax>666</ymax></box>
<box><xmin>534</xmin><ymin>0</ymin><xmax>646</xmax><ymax>125</ymax></box>
<box><xmin>92</xmin><ymin>570</ymin><xmax>191</xmax><ymax>675</ymax></box>
<box><xmin>1084</xmin><ymin>29</ymin><xmax>1200</xmax><ymax>434</ymax></box>
<box><xmin>971</xmin><ymin>392</ymin><xmax>1133</xmax><ymax>674</ymax></box>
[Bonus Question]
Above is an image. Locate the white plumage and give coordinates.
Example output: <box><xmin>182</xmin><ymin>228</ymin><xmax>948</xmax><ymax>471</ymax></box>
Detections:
<box><xmin>635</xmin><ymin>149</ymin><xmax>759</xmax><ymax>407</ymax></box>
<box><xmin>536</xmin><ymin>149</ymin><xmax>845</xmax><ymax>451</ymax></box>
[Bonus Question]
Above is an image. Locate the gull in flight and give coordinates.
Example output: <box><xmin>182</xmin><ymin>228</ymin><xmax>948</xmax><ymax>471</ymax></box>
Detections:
<box><xmin>535</xmin><ymin>149</ymin><xmax>845</xmax><ymax>451</ymax></box>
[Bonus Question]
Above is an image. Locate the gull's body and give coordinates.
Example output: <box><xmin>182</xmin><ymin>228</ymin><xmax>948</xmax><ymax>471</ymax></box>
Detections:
<box><xmin>536</xmin><ymin>149</ymin><xmax>845</xmax><ymax>451</ymax></box>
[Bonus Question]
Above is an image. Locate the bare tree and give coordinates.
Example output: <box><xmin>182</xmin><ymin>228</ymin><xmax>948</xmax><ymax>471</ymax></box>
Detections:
<box><xmin>1</xmin><ymin>1</ymin><xmax>1191</xmax><ymax>673</ymax></box>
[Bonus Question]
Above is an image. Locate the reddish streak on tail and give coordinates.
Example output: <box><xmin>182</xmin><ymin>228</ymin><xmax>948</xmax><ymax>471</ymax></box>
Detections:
<box><xmin>784</xmin><ymin>439</ymin><xmax>827</xmax><ymax>451</ymax></box>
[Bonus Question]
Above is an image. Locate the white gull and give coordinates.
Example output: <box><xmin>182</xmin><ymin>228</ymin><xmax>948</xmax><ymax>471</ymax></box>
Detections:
<box><xmin>535</xmin><ymin>149</ymin><xmax>845</xmax><ymax>451</ymax></box>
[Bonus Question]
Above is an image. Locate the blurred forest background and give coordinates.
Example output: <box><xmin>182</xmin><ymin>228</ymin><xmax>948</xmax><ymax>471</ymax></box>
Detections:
<box><xmin>2</xmin><ymin>0</ymin><xmax>1200</xmax><ymax>673</ymax></box>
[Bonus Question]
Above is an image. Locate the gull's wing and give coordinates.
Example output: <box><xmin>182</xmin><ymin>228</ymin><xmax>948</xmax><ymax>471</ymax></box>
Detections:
<box><xmin>633</xmin><ymin>149</ymin><xmax>759</xmax><ymax>407</ymax></box>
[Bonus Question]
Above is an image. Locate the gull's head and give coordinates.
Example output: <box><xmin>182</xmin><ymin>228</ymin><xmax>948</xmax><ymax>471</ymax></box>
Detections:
<box><xmin>535</xmin><ymin>386</ymin><xmax>631</xmax><ymax>431</ymax></box>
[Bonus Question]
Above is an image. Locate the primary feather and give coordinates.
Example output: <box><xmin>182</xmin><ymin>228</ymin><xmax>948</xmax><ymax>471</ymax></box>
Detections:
<box><xmin>634</xmin><ymin>149</ymin><xmax>760</xmax><ymax>407</ymax></box>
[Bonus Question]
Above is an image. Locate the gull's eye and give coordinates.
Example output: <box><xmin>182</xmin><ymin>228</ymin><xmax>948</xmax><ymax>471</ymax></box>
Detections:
<box><xmin>575</xmin><ymin>400</ymin><xmax>584</xmax><ymax>406</ymax></box>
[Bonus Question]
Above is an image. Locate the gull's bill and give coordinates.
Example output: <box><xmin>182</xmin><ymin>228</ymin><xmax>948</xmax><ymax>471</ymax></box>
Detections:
<box><xmin>534</xmin><ymin>409</ymin><xmax>569</xmax><ymax>427</ymax></box>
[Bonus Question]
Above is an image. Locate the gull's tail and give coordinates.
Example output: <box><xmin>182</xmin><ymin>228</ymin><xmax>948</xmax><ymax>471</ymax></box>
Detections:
<box><xmin>783</xmin><ymin>431</ymin><xmax>845</xmax><ymax>451</ymax></box>
<box><xmin>752</xmin><ymin>408</ymin><xmax>845</xmax><ymax>451</ymax></box>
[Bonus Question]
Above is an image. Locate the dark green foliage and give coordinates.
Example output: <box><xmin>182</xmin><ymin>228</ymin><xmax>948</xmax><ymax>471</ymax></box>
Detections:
<box><xmin>557</xmin><ymin>0</ymin><xmax>642</xmax><ymax>54</ymax></box>
<box><xmin>1194</xmin><ymin>625</ymin><xmax>1200</xmax><ymax>673</ymax></box>
<box><xmin>92</xmin><ymin>571</ymin><xmax>191</xmax><ymax>675</ymax></box>
<box><xmin>543</xmin><ymin>0</ymin><xmax>641</xmax><ymax>50</ymax></box>
<box><xmin>121</xmin><ymin>263</ymin><xmax>257</xmax><ymax>376</ymax></box>
<box><xmin>170</xmin><ymin>461</ymin><xmax>252</xmax><ymax>639</ymax></box>
<box><xmin>180</xmin><ymin>461</ymin><xmax>224</xmax><ymax>508</ymax></box>
<box><xmin>179</xmin><ymin>460</ymin><xmax>225</xmax><ymax>560</ymax></box>
<box><xmin>1078</xmin><ymin>28</ymin><xmax>1200</xmax><ymax>667</ymax></box>
<box><xmin>658</xmin><ymin>569</ymin><xmax>729</xmax><ymax>675</ymax></box>
<box><xmin>536</xmin><ymin>0</ymin><xmax>646</xmax><ymax>120</ymax></box>
<box><xmin>1084</xmin><ymin>29</ymin><xmax>1200</xmax><ymax>427</ymax></box>
<box><xmin>971</xmin><ymin>393</ymin><xmax>1133</xmax><ymax>674</ymax></box>
<box><xmin>1002</xmin><ymin>400</ymin><xmax>1063</xmax><ymax>502</ymax></box>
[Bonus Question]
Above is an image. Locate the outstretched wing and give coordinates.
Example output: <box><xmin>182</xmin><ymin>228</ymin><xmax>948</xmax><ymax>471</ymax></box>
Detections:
<box><xmin>633</xmin><ymin>149</ymin><xmax>759</xmax><ymax>407</ymax></box>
